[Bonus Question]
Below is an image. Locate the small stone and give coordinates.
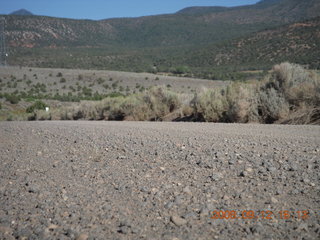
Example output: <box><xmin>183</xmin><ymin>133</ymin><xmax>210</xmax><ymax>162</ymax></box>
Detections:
<box><xmin>61</xmin><ymin>211</ymin><xmax>69</xmax><ymax>217</ymax></box>
<box><xmin>174</xmin><ymin>195</ymin><xmax>184</xmax><ymax>205</ymax></box>
<box><xmin>199</xmin><ymin>208</ymin><xmax>209</xmax><ymax>217</ymax></box>
<box><xmin>183</xmin><ymin>186</ymin><xmax>192</xmax><ymax>195</ymax></box>
<box><xmin>303</xmin><ymin>178</ymin><xmax>310</xmax><ymax>184</ymax></box>
<box><xmin>183</xmin><ymin>212</ymin><xmax>197</xmax><ymax>219</ymax></box>
<box><xmin>171</xmin><ymin>215</ymin><xmax>187</xmax><ymax>226</ymax></box>
<box><xmin>223</xmin><ymin>195</ymin><xmax>230</xmax><ymax>200</ymax></box>
<box><xmin>246</xmin><ymin>167</ymin><xmax>253</xmax><ymax>173</ymax></box>
<box><xmin>140</xmin><ymin>187</ymin><xmax>149</xmax><ymax>193</ymax></box>
<box><xmin>271</xmin><ymin>197</ymin><xmax>278</xmax><ymax>203</ymax></box>
<box><xmin>76</xmin><ymin>233</ymin><xmax>89</xmax><ymax>240</ymax></box>
<box><xmin>0</xmin><ymin>226</ymin><xmax>13</xmax><ymax>235</ymax></box>
<box><xmin>164</xmin><ymin>202</ymin><xmax>174</xmax><ymax>209</ymax></box>
<box><xmin>93</xmin><ymin>156</ymin><xmax>102</xmax><ymax>162</ymax></box>
<box><xmin>48</xmin><ymin>224</ymin><xmax>59</xmax><ymax>230</ymax></box>
<box><xmin>267</xmin><ymin>166</ymin><xmax>277</xmax><ymax>172</ymax></box>
<box><xmin>297</xmin><ymin>223</ymin><xmax>308</xmax><ymax>232</ymax></box>
<box><xmin>210</xmin><ymin>173</ymin><xmax>223</xmax><ymax>181</ymax></box>
<box><xmin>119</xmin><ymin>226</ymin><xmax>130</xmax><ymax>234</ymax></box>
<box><xmin>151</xmin><ymin>188</ymin><xmax>158</xmax><ymax>194</ymax></box>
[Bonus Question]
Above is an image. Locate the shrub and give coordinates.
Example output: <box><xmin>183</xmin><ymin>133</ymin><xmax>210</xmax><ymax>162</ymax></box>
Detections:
<box><xmin>226</xmin><ymin>82</ymin><xmax>259</xmax><ymax>123</ymax></box>
<box><xmin>139</xmin><ymin>86</ymin><xmax>181</xmax><ymax>120</ymax></box>
<box><xmin>35</xmin><ymin>111</ymin><xmax>51</xmax><ymax>120</ymax></box>
<box><xmin>261</xmin><ymin>62</ymin><xmax>320</xmax><ymax>123</ymax></box>
<box><xmin>26</xmin><ymin>101</ymin><xmax>47</xmax><ymax>113</ymax></box>
<box><xmin>97</xmin><ymin>78</ymin><xmax>105</xmax><ymax>84</ymax></box>
<box><xmin>60</xmin><ymin>78</ymin><xmax>66</xmax><ymax>83</ymax></box>
<box><xmin>5</xmin><ymin>94</ymin><xmax>20</xmax><ymax>104</ymax></box>
<box><xmin>191</xmin><ymin>88</ymin><xmax>228</xmax><ymax>122</ymax></box>
<box><xmin>257</xmin><ymin>87</ymin><xmax>289</xmax><ymax>123</ymax></box>
<box><xmin>171</xmin><ymin>66</ymin><xmax>190</xmax><ymax>75</ymax></box>
<box><xmin>7</xmin><ymin>115</ymin><xmax>13</xmax><ymax>121</ymax></box>
<box><xmin>272</xmin><ymin>62</ymin><xmax>319</xmax><ymax>106</ymax></box>
<box><xmin>112</xmin><ymin>82</ymin><xmax>118</xmax><ymax>89</ymax></box>
<box><xmin>55</xmin><ymin>86</ymin><xmax>182</xmax><ymax>121</ymax></box>
<box><xmin>57</xmin><ymin>72</ymin><xmax>63</xmax><ymax>77</ymax></box>
<box><xmin>82</xmin><ymin>86</ymin><xmax>92</xmax><ymax>97</ymax></box>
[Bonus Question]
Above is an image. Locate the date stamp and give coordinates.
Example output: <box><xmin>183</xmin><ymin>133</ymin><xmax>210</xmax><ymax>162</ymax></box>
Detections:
<box><xmin>211</xmin><ymin>210</ymin><xmax>310</xmax><ymax>220</ymax></box>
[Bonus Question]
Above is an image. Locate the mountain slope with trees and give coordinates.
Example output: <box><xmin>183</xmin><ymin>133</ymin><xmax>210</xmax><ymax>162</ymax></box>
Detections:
<box><xmin>2</xmin><ymin>0</ymin><xmax>320</xmax><ymax>77</ymax></box>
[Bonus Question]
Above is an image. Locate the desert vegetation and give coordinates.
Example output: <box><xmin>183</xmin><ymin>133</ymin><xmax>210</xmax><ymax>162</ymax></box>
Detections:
<box><xmin>191</xmin><ymin>63</ymin><xmax>320</xmax><ymax>124</ymax></box>
<box><xmin>19</xmin><ymin>63</ymin><xmax>319</xmax><ymax>124</ymax></box>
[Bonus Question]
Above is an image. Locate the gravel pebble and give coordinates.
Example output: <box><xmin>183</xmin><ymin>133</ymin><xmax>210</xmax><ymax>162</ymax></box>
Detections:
<box><xmin>0</xmin><ymin>121</ymin><xmax>319</xmax><ymax>240</ymax></box>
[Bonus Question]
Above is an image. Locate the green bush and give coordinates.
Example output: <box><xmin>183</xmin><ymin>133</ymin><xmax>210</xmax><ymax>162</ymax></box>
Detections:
<box><xmin>97</xmin><ymin>78</ymin><xmax>105</xmax><ymax>84</ymax></box>
<box><xmin>5</xmin><ymin>94</ymin><xmax>20</xmax><ymax>104</ymax></box>
<box><xmin>26</xmin><ymin>101</ymin><xmax>47</xmax><ymax>113</ymax></box>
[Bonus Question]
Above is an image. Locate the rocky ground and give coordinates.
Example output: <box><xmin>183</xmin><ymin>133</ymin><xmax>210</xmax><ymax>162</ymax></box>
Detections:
<box><xmin>0</xmin><ymin>121</ymin><xmax>319</xmax><ymax>240</ymax></box>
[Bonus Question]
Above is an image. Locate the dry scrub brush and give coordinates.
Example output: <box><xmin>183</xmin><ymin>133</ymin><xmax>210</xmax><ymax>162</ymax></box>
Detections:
<box><xmin>31</xmin><ymin>63</ymin><xmax>320</xmax><ymax>124</ymax></box>
<box><xmin>33</xmin><ymin>86</ymin><xmax>181</xmax><ymax>121</ymax></box>
<box><xmin>190</xmin><ymin>62</ymin><xmax>320</xmax><ymax>124</ymax></box>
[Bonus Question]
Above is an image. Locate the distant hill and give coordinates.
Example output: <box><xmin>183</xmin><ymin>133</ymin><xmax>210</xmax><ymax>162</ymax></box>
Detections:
<box><xmin>3</xmin><ymin>0</ymin><xmax>320</xmax><ymax>77</ymax></box>
<box><xmin>4</xmin><ymin>0</ymin><xmax>320</xmax><ymax>48</ymax></box>
<box><xmin>10</xmin><ymin>9</ymin><xmax>33</xmax><ymax>16</ymax></box>
<box><xmin>184</xmin><ymin>16</ymin><xmax>320</xmax><ymax>72</ymax></box>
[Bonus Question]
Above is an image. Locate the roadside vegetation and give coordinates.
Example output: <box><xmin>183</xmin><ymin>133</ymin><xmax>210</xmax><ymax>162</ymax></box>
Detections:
<box><xmin>1</xmin><ymin>63</ymin><xmax>319</xmax><ymax>124</ymax></box>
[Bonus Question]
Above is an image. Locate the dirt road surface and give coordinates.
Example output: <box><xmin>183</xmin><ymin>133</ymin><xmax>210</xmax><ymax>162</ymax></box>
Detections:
<box><xmin>0</xmin><ymin>121</ymin><xmax>319</xmax><ymax>239</ymax></box>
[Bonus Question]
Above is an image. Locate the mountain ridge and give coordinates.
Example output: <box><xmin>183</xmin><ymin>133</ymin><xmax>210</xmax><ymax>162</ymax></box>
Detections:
<box><xmin>10</xmin><ymin>9</ymin><xmax>33</xmax><ymax>16</ymax></box>
<box><xmin>3</xmin><ymin>0</ymin><xmax>320</xmax><ymax>75</ymax></box>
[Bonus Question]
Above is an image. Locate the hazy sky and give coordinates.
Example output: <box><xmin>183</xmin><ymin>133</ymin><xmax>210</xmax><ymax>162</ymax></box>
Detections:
<box><xmin>1</xmin><ymin>0</ymin><xmax>260</xmax><ymax>20</ymax></box>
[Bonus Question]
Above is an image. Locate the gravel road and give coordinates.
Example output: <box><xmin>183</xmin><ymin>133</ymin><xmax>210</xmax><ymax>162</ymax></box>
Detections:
<box><xmin>0</xmin><ymin>121</ymin><xmax>319</xmax><ymax>240</ymax></box>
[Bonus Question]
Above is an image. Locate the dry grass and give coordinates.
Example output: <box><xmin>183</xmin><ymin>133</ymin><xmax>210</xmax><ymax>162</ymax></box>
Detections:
<box><xmin>5</xmin><ymin>63</ymin><xmax>319</xmax><ymax>125</ymax></box>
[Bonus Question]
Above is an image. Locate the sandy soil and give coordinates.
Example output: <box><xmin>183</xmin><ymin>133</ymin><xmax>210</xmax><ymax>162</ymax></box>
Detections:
<box><xmin>0</xmin><ymin>121</ymin><xmax>319</xmax><ymax>239</ymax></box>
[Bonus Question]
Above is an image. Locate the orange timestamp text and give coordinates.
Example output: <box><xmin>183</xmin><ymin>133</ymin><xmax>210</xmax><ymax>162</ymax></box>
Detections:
<box><xmin>211</xmin><ymin>210</ymin><xmax>310</xmax><ymax>220</ymax></box>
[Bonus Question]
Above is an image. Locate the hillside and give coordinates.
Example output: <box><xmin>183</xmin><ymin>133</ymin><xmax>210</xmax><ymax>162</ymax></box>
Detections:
<box><xmin>183</xmin><ymin>16</ymin><xmax>320</xmax><ymax>74</ymax></box>
<box><xmin>4</xmin><ymin>0</ymin><xmax>320</xmax><ymax>48</ymax></box>
<box><xmin>2</xmin><ymin>0</ymin><xmax>320</xmax><ymax>76</ymax></box>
